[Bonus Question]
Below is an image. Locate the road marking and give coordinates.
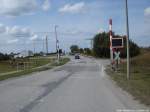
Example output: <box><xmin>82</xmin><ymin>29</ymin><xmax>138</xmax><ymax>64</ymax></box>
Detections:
<box><xmin>94</xmin><ymin>61</ymin><xmax>105</xmax><ymax>77</ymax></box>
<box><xmin>100</xmin><ymin>65</ymin><xmax>105</xmax><ymax>78</ymax></box>
<box><xmin>39</xmin><ymin>99</ymin><xmax>44</xmax><ymax>103</ymax></box>
<box><xmin>70</xmin><ymin>76</ymin><xmax>99</xmax><ymax>79</ymax></box>
<box><xmin>87</xmin><ymin>60</ymin><xmax>106</xmax><ymax>78</ymax></box>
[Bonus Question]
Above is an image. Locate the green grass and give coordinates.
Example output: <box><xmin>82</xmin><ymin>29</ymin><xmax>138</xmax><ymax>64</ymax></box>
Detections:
<box><xmin>0</xmin><ymin>61</ymin><xmax>15</xmax><ymax>73</ymax></box>
<box><xmin>29</xmin><ymin>58</ymin><xmax>54</xmax><ymax>67</ymax></box>
<box><xmin>0</xmin><ymin>57</ymin><xmax>70</xmax><ymax>81</ymax></box>
<box><xmin>0</xmin><ymin>57</ymin><xmax>53</xmax><ymax>74</ymax></box>
<box><xmin>106</xmin><ymin>50</ymin><xmax>150</xmax><ymax>106</ymax></box>
<box><xmin>51</xmin><ymin>58</ymin><xmax>70</xmax><ymax>66</ymax></box>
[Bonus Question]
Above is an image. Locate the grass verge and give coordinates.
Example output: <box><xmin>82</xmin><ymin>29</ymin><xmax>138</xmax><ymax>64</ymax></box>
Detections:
<box><xmin>106</xmin><ymin>51</ymin><xmax>150</xmax><ymax>106</ymax></box>
<box><xmin>0</xmin><ymin>58</ymin><xmax>53</xmax><ymax>74</ymax></box>
<box><xmin>0</xmin><ymin>57</ymin><xmax>70</xmax><ymax>81</ymax></box>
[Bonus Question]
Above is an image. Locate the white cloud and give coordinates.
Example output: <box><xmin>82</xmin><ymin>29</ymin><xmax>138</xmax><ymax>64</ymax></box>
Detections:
<box><xmin>42</xmin><ymin>0</ymin><xmax>51</xmax><ymax>11</ymax></box>
<box><xmin>7</xmin><ymin>26</ymin><xmax>33</xmax><ymax>37</ymax></box>
<box><xmin>97</xmin><ymin>28</ymin><xmax>104</xmax><ymax>33</ymax></box>
<box><xmin>0</xmin><ymin>24</ymin><xmax>6</xmax><ymax>33</ymax></box>
<box><xmin>0</xmin><ymin>0</ymin><xmax>37</xmax><ymax>17</ymax></box>
<box><xmin>59</xmin><ymin>2</ymin><xmax>85</xmax><ymax>14</ymax></box>
<box><xmin>0</xmin><ymin>24</ymin><xmax>38</xmax><ymax>45</ymax></box>
<box><xmin>7</xmin><ymin>39</ymin><xmax>19</xmax><ymax>44</ymax></box>
<box><xmin>144</xmin><ymin>7</ymin><xmax>150</xmax><ymax>17</ymax></box>
<box><xmin>30</xmin><ymin>34</ymin><xmax>38</xmax><ymax>40</ymax></box>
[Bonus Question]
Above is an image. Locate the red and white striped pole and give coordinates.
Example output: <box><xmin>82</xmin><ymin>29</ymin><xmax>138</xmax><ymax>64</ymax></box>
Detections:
<box><xmin>109</xmin><ymin>19</ymin><xmax>113</xmax><ymax>66</ymax></box>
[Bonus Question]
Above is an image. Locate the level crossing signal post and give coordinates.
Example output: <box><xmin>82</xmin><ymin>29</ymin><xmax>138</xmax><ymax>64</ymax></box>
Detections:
<box><xmin>109</xmin><ymin>19</ymin><xmax>124</xmax><ymax>71</ymax></box>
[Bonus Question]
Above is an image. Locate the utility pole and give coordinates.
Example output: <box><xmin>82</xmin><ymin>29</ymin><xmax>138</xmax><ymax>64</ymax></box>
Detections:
<box><xmin>43</xmin><ymin>38</ymin><xmax>45</xmax><ymax>54</ymax></box>
<box><xmin>46</xmin><ymin>35</ymin><xmax>48</xmax><ymax>54</ymax></box>
<box><xmin>33</xmin><ymin>41</ymin><xmax>35</xmax><ymax>54</ymax></box>
<box><xmin>125</xmin><ymin>0</ymin><xmax>130</xmax><ymax>80</ymax></box>
<box><xmin>90</xmin><ymin>39</ymin><xmax>93</xmax><ymax>50</ymax></box>
<box><xmin>55</xmin><ymin>25</ymin><xmax>60</xmax><ymax>62</ymax></box>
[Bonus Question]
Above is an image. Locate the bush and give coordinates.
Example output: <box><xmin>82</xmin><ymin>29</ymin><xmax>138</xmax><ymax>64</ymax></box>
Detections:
<box><xmin>93</xmin><ymin>32</ymin><xmax>140</xmax><ymax>58</ymax></box>
<box><xmin>70</xmin><ymin>45</ymin><xmax>79</xmax><ymax>53</ymax></box>
<box><xmin>0</xmin><ymin>53</ymin><xmax>11</xmax><ymax>61</ymax></box>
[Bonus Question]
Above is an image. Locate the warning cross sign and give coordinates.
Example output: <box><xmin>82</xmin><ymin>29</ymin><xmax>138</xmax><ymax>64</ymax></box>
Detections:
<box><xmin>114</xmin><ymin>51</ymin><xmax>120</xmax><ymax>61</ymax></box>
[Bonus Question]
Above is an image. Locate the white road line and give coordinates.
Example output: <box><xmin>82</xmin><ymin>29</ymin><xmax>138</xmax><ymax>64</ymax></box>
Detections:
<box><xmin>70</xmin><ymin>76</ymin><xmax>99</xmax><ymax>79</ymax></box>
<box><xmin>100</xmin><ymin>65</ymin><xmax>106</xmax><ymax>78</ymax></box>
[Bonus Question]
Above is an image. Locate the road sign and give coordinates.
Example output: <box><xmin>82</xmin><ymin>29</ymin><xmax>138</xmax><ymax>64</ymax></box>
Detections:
<box><xmin>114</xmin><ymin>51</ymin><xmax>120</xmax><ymax>61</ymax></box>
<box><xmin>111</xmin><ymin>38</ymin><xmax>124</xmax><ymax>48</ymax></box>
<box><xmin>114</xmin><ymin>51</ymin><xmax>121</xmax><ymax>69</ymax></box>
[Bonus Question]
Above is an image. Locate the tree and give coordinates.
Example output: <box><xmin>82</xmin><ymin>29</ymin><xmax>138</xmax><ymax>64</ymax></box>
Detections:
<box><xmin>79</xmin><ymin>48</ymin><xmax>84</xmax><ymax>53</ymax></box>
<box><xmin>0</xmin><ymin>53</ymin><xmax>11</xmax><ymax>61</ymax></box>
<box><xmin>93</xmin><ymin>32</ymin><xmax>140</xmax><ymax>58</ymax></box>
<box><xmin>70</xmin><ymin>45</ymin><xmax>79</xmax><ymax>53</ymax></box>
<box><xmin>93</xmin><ymin>32</ymin><xmax>110</xmax><ymax>58</ymax></box>
<box><xmin>84</xmin><ymin>48</ymin><xmax>92</xmax><ymax>55</ymax></box>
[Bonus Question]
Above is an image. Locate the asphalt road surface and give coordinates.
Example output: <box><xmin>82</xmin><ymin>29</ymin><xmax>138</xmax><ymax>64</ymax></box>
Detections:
<box><xmin>0</xmin><ymin>56</ymin><xmax>147</xmax><ymax>112</ymax></box>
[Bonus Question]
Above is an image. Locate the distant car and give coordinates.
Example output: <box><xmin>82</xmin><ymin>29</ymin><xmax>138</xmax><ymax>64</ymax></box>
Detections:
<box><xmin>75</xmin><ymin>54</ymin><xmax>80</xmax><ymax>59</ymax></box>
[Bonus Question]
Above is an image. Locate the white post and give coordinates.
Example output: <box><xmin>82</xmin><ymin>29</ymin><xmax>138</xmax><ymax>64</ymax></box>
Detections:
<box><xmin>109</xmin><ymin>19</ymin><xmax>113</xmax><ymax>68</ymax></box>
<box><xmin>55</xmin><ymin>25</ymin><xmax>60</xmax><ymax>63</ymax></box>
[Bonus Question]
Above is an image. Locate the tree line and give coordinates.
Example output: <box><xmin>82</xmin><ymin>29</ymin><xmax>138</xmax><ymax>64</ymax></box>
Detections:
<box><xmin>70</xmin><ymin>32</ymin><xmax>140</xmax><ymax>58</ymax></box>
<box><xmin>0</xmin><ymin>53</ymin><xmax>12</xmax><ymax>61</ymax></box>
<box><xmin>70</xmin><ymin>45</ymin><xmax>92</xmax><ymax>55</ymax></box>
<box><xmin>93</xmin><ymin>32</ymin><xmax>140</xmax><ymax>58</ymax></box>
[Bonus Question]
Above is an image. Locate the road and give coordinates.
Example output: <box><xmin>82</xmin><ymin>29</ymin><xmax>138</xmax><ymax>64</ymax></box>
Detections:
<box><xmin>0</xmin><ymin>56</ymin><xmax>147</xmax><ymax>112</ymax></box>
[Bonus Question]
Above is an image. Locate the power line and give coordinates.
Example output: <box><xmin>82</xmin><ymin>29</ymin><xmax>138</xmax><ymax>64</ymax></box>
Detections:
<box><xmin>34</xmin><ymin>31</ymin><xmax>94</xmax><ymax>36</ymax></box>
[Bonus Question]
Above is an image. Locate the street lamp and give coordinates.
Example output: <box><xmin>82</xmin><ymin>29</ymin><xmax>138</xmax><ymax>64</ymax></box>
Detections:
<box><xmin>125</xmin><ymin>0</ymin><xmax>130</xmax><ymax>80</ymax></box>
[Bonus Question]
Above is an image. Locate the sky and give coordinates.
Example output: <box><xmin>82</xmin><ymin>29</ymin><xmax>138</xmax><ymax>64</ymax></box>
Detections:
<box><xmin>0</xmin><ymin>0</ymin><xmax>150</xmax><ymax>53</ymax></box>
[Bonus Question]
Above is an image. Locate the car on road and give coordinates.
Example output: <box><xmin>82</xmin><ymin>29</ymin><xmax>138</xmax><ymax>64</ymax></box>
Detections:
<box><xmin>75</xmin><ymin>54</ymin><xmax>80</xmax><ymax>59</ymax></box>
